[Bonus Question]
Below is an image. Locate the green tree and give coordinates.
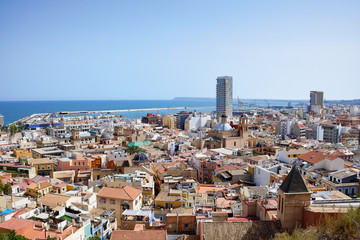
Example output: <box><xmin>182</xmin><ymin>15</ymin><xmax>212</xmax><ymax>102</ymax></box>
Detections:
<box><xmin>5</xmin><ymin>230</ymin><xmax>27</xmax><ymax>240</ymax></box>
<box><xmin>252</xmin><ymin>150</ymin><xmax>257</xmax><ymax>156</ymax></box>
<box><xmin>273</xmin><ymin>207</ymin><xmax>360</xmax><ymax>240</ymax></box>
<box><xmin>89</xmin><ymin>236</ymin><xmax>101</xmax><ymax>240</ymax></box>
<box><xmin>125</xmin><ymin>145</ymin><xmax>142</xmax><ymax>155</ymax></box>
<box><xmin>3</xmin><ymin>183</ymin><xmax>12</xmax><ymax>195</ymax></box>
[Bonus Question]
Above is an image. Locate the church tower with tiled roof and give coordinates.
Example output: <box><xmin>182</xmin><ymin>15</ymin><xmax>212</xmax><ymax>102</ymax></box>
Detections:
<box><xmin>277</xmin><ymin>166</ymin><xmax>312</xmax><ymax>231</ymax></box>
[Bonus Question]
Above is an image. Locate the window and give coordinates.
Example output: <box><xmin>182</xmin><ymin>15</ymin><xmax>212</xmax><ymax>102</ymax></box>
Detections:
<box><xmin>74</xmin><ymin>162</ymin><xmax>76</xmax><ymax>166</ymax></box>
<box><xmin>83</xmin><ymin>162</ymin><xmax>85</xmax><ymax>166</ymax></box>
<box><xmin>184</xmin><ymin>224</ymin><xmax>189</xmax><ymax>228</ymax></box>
<box><xmin>42</xmin><ymin>165</ymin><xmax>45</xmax><ymax>170</ymax></box>
<box><xmin>234</xmin><ymin>142</ymin><xmax>236</xmax><ymax>146</ymax></box>
<box><xmin>100</xmin><ymin>198</ymin><xmax>106</xmax><ymax>203</ymax></box>
<box><xmin>47</xmin><ymin>164</ymin><xmax>50</xmax><ymax>169</ymax></box>
<box><xmin>110</xmin><ymin>199</ymin><xmax>115</xmax><ymax>204</ymax></box>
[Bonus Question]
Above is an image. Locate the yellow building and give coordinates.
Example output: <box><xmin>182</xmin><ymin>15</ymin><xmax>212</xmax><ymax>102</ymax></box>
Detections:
<box><xmin>28</xmin><ymin>158</ymin><xmax>54</xmax><ymax>178</ymax></box>
<box><xmin>26</xmin><ymin>181</ymin><xmax>52</xmax><ymax>197</ymax></box>
<box><xmin>155</xmin><ymin>189</ymin><xmax>187</xmax><ymax>209</ymax></box>
<box><xmin>13</xmin><ymin>149</ymin><xmax>32</xmax><ymax>160</ymax></box>
<box><xmin>163</xmin><ymin>115</ymin><xmax>177</xmax><ymax>129</ymax></box>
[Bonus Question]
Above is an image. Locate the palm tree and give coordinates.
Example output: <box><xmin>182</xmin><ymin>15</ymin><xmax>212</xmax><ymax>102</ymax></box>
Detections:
<box><xmin>125</xmin><ymin>145</ymin><xmax>142</xmax><ymax>155</ymax></box>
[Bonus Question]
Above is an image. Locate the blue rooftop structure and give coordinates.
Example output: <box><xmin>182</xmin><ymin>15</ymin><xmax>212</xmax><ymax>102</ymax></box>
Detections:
<box><xmin>0</xmin><ymin>209</ymin><xmax>14</xmax><ymax>216</ymax></box>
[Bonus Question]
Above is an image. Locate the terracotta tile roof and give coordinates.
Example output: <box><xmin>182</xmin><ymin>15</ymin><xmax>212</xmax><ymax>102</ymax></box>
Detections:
<box><xmin>110</xmin><ymin>229</ymin><xmax>167</xmax><ymax>240</ymax></box>
<box><xmin>12</xmin><ymin>207</ymin><xmax>35</xmax><ymax>218</ymax></box>
<box><xmin>38</xmin><ymin>193</ymin><xmax>71</xmax><ymax>208</ymax></box>
<box><xmin>98</xmin><ymin>186</ymin><xmax>141</xmax><ymax>200</ymax></box>
<box><xmin>28</xmin><ymin>158</ymin><xmax>53</xmax><ymax>165</ymax></box>
<box><xmin>27</xmin><ymin>181</ymin><xmax>52</xmax><ymax>190</ymax></box>
<box><xmin>216</xmin><ymin>165</ymin><xmax>241</xmax><ymax>172</ymax></box>
<box><xmin>196</xmin><ymin>184</ymin><xmax>225</xmax><ymax>194</ymax></box>
<box><xmin>298</xmin><ymin>151</ymin><xmax>338</xmax><ymax>164</ymax></box>
<box><xmin>0</xmin><ymin>218</ymin><xmax>34</xmax><ymax>233</ymax></box>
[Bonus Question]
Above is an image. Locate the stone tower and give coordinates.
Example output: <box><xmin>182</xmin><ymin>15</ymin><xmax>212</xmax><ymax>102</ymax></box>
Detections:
<box><xmin>71</xmin><ymin>129</ymin><xmax>81</xmax><ymax>140</ymax></box>
<box><xmin>71</xmin><ymin>129</ymin><xmax>81</xmax><ymax>148</ymax></box>
<box><xmin>238</xmin><ymin>116</ymin><xmax>249</xmax><ymax>138</ymax></box>
<box><xmin>277</xmin><ymin>166</ymin><xmax>311</xmax><ymax>231</ymax></box>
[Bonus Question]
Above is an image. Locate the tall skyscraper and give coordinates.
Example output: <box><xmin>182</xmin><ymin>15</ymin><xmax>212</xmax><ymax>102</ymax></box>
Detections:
<box><xmin>310</xmin><ymin>91</ymin><xmax>324</xmax><ymax>109</ymax></box>
<box><xmin>216</xmin><ymin>76</ymin><xmax>233</xmax><ymax>119</ymax></box>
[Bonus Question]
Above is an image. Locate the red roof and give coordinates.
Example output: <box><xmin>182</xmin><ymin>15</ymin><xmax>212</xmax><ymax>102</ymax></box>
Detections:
<box><xmin>299</xmin><ymin>151</ymin><xmax>338</xmax><ymax>164</ymax></box>
<box><xmin>98</xmin><ymin>186</ymin><xmax>141</xmax><ymax>200</ymax></box>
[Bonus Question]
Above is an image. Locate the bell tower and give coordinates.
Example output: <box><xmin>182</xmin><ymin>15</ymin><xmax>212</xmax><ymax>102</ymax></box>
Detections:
<box><xmin>277</xmin><ymin>166</ymin><xmax>311</xmax><ymax>231</ymax></box>
<box><xmin>238</xmin><ymin>115</ymin><xmax>248</xmax><ymax>138</ymax></box>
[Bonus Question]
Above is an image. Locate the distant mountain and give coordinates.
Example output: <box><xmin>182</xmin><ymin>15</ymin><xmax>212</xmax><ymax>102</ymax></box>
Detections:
<box><xmin>325</xmin><ymin>99</ymin><xmax>360</xmax><ymax>105</ymax></box>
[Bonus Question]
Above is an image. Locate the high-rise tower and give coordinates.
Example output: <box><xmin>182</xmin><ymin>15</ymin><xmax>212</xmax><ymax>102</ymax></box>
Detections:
<box><xmin>216</xmin><ymin>76</ymin><xmax>233</xmax><ymax>119</ymax></box>
<box><xmin>310</xmin><ymin>91</ymin><xmax>324</xmax><ymax>109</ymax></box>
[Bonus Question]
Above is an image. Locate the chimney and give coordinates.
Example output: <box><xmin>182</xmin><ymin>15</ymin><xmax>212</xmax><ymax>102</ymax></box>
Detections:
<box><xmin>11</xmin><ymin>195</ymin><xmax>15</xmax><ymax>202</ymax></box>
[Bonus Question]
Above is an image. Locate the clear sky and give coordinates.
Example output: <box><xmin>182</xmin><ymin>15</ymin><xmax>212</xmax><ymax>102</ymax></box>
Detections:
<box><xmin>0</xmin><ymin>1</ymin><xmax>359</xmax><ymax>101</ymax></box>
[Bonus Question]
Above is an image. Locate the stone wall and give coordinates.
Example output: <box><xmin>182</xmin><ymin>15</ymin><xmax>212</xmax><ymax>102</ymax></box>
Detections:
<box><xmin>199</xmin><ymin>220</ymin><xmax>282</xmax><ymax>240</ymax></box>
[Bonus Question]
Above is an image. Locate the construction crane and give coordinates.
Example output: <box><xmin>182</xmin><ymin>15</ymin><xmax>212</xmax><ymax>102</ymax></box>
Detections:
<box><xmin>237</xmin><ymin>96</ymin><xmax>257</xmax><ymax>109</ymax></box>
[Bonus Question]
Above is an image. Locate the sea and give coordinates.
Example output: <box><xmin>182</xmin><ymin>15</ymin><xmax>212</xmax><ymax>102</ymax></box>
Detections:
<box><xmin>0</xmin><ymin>99</ymin><xmax>308</xmax><ymax>125</ymax></box>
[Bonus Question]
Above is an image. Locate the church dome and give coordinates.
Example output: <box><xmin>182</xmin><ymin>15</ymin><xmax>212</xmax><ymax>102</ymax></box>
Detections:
<box><xmin>100</xmin><ymin>132</ymin><xmax>111</xmax><ymax>140</ymax></box>
<box><xmin>133</xmin><ymin>152</ymin><xmax>149</xmax><ymax>162</ymax></box>
<box><xmin>256</xmin><ymin>141</ymin><xmax>266</xmax><ymax>147</ymax></box>
<box><xmin>216</xmin><ymin>123</ymin><xmax>233</xmax><ymax>131</ymax></box>
<box><xmin>239</xmin><ymin>113</ymin><xmax>249</xmax><ymax>118</ymax></box>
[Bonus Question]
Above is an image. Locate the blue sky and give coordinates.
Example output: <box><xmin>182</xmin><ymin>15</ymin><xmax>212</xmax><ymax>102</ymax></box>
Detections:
<box><xmin>0</xmin><ymin>1</ymin><xmax>359</xmax><ymax>101</ymax></box>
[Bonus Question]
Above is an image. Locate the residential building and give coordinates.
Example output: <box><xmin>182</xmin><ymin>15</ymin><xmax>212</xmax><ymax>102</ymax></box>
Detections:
<box><xmin>163</xmin><ymin>115</ymin><xmax>177</xmax><ymax>129</ymax></box>
<box><xmin>175</xmin><ymin>111</ymin><xmax>191</xmax><ymax>130</ymax></box>
<box><xmin>194</xmin><ymin>158</ymin><xmax>217</xmax><ymax>183</ymax></box>
<box><xmin>184</xmin><ymin>113</ymin><xmax>212</xmax><ymax>130</ymax></box>
<box><xmin>310</xmin><ymin>91</ymin><xmax>324</xmax><ymax>110</ymax></box>
<box><xmin>322</xmin><ymin>170</ymin><xmax>359</xmax><ymax>196</ymax></box>
<box><xmin>56</xmin><ymin>153</ymin><xmax>91</xmax><ymax>182</ymax></box>
<box><xmin>28</xmin><ymin>158</ymin><xmax>54</xmax><ymax>177</ymax></box>
<box><xmin>291</xmin><ymin>124</ymin><xmax>307</xmax><ymax>138</ymax></box>
<box><xmin>25</xmin><ymin>181</ymin><xmax>52</xmax><ymax>197</ymax></box>
<box><xmin>275</xmin><ymin>118</ymin><xmax>296</xmax><ymax>140</ymax></box>
<box><xmin>216</xmin><ymin>76</ymin><xmax>233</xmax><ymax>119</ymax></box>
<box><xmin>154</xmin><ymin>189</ymin><xmax>187</xmax><ymax>209</ymax></box>
<box><xmin>298</xmin><ymin>150</ymin><xmax>344</xmax><ymax>173</ymax></box>
<box><xmin>12</xmin><ymin>149</ymin><xmax>32</xmax><ymax>161</ymax></box>
<box><xmin>278</xmin><ymin>149</ymin><xmax>309</xmax><ymax>164</ymax></box>
<box><xmin>32</xmin><ymin>147</ymin><xmax>64</xmax><ymax>159</ymax></box>
<box><xmin>141</xmin><ymin>113</ymin><xmax>163</xmax><ymax>125</ymax></box>
<box><xmin>97</xmin><ymin>186</ymin><xmax>142</xmax><ymax>227</ymax></box>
